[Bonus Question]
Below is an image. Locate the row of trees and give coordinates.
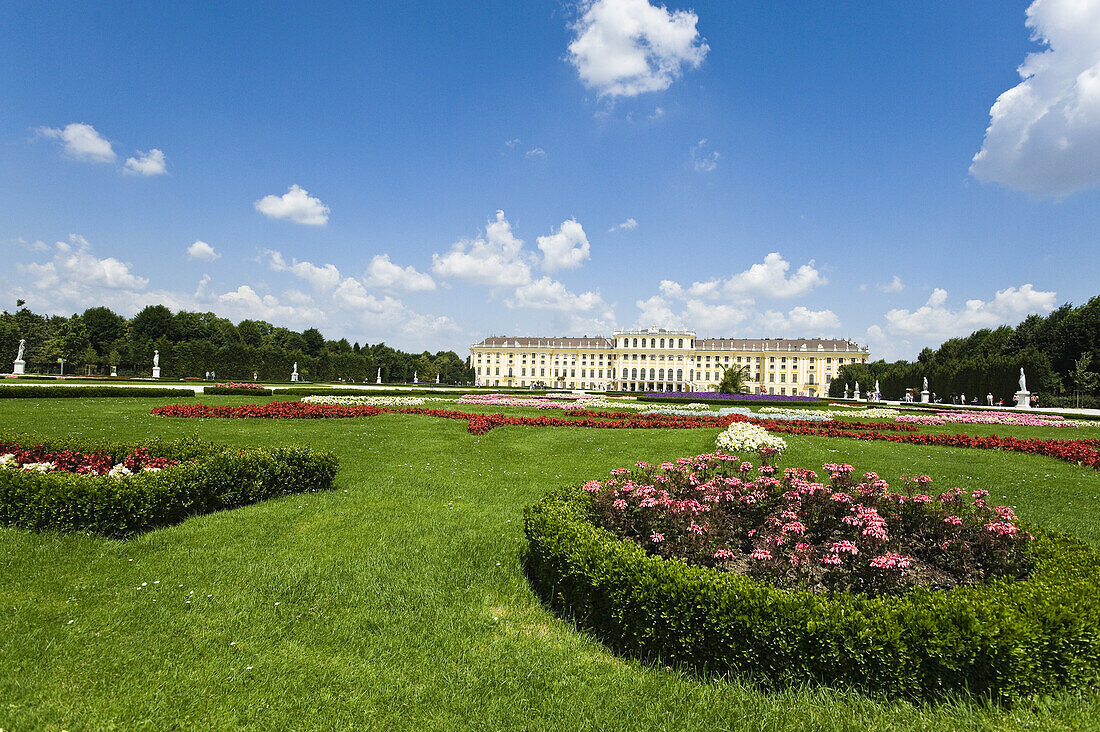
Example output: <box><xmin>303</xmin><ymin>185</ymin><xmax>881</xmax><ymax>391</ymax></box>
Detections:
<box><xmin>0</xmin><ymin>304</ymin><xmax>474</xmax><ymax>384</ymax></box>
<box><xmin>829</xmin><ymin>296</ymin><xmax>1100</xmax><ymax>407</ymax></box>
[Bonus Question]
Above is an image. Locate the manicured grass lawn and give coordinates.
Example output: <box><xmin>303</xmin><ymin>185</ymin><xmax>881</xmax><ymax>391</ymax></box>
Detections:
<box><xmin>1</xmin><ymin>397</ymin><xmax>1099</xmax><ymax>730</ymax></box>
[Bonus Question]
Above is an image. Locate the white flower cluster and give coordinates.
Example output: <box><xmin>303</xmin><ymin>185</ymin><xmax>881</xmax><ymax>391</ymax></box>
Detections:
<box><xmin>849</xmin><ymin>408</ymin><xmax>900</xmax><ymax>419</ymax></box>
<box><xmin>20</xmin><ymin>461</ymin><xmax>55</xmax><ymax>473</ymax></box>
<box><xmin>301</xmin><ymin>395</ymin><xmax>427</xmax><ymax>407</ymax></box>
<box><xmin>579</xmin><ymin>398</ymin><xmax>653</xmax><ymax>411</ymax></box>
<box><xmin>0</xmin><ymin>453</ymin><xmax>164</xmax><ymax>480</ymax></box>
<box><xmin>715</xmin><ymin>422</ymin><xmax>787</xmax><ymax>455</ymax></box>
<box><xmin>643</xmin><ymin>406</ymin><xmax>752</xmax><ymax>417</ymax></box>
<box><xmin>756</xmin><ymin>407</ymin><xmax>834</xmax><ymax>421</ymax></box>
<box><xmin>0</xmin><ymin>454</ymin><xmax>16</xmax><ymax>468</ymax></box>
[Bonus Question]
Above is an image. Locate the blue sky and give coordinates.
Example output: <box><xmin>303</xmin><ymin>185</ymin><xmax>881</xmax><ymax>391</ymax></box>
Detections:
<box><xmin>3</xmin><ymin>0</ymin><xmax>1099</xmax><ymax>359</ymax></box>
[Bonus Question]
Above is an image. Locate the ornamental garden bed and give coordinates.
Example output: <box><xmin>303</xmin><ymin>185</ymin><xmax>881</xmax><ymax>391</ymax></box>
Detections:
<box><xmin>523</xmin><ymin>452</ymin><xmax>1100</xmax><ymax>703</ymax></box>
<box><xmin>204</xmin><ymin>383</ymin><xmax>274</xmax><ymax>396</ymax></box>
<box><xmin>0</xmin><ymin>434</ymin><xmax>337</xmax><ymax>538</ymax></box>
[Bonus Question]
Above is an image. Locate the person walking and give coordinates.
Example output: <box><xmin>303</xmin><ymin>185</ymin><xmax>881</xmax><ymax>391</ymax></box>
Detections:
<box><xmin>986</xmin><ymin>392</ymin><xmax>993</xmax><ymax>406</ymax></box>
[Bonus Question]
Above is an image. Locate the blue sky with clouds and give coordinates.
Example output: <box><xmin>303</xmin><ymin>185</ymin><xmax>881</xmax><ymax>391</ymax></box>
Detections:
<box><xmin>2</xmin><ymin>0</ymin><xmax>1099</xmax><ymax>359</ymax></box>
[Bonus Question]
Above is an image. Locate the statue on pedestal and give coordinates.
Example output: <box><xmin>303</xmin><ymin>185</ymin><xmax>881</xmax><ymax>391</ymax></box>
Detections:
<box><xmin>16</xmin><ymin>339</ymin><xmax>25</xmax><ymax>362</ymax></box>
<box><xmin>1019</xmin><ymin>368</ymin><xmax>1027</xmax><ymax>393</ymax></box>
<box><xmin>153</xmin><ymin>350</ymin><xmax>159</xmax><ymax>368</ymax></box>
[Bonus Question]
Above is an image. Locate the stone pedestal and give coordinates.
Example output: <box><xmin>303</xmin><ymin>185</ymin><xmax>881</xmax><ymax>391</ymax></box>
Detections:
<box><xmin>291</xmin><ymin>373</ymin><xmax>299</xmax><ymax>382</ymax></box>
<box><xmin>853</xmin><ymin>388</ymin><xmax>861</xmax><ymax>401</ymax></box>
<box><xmin>376</xmin><ymin>375</ymin><xmax>382</xmax><ymax>384</ymax></box>
<box><xmin>13</xmin><ymin>359</ymin><xmax>25</xmax><ymax>375</ymax></box>
<box><xmin>920</xmin><ymin>390</ymin><xmax>929</xmax><ymax>403</ymax></box>
<box><xmin>152</xmin><ymin>367</ymin><xmax>161</xmax><ymax>378</ymax></box>
<box><xmin>1015</xmin><ymin>391</ymin><xmax>1031</xmax><ymax>409</ymax></box>
<box><xmin>111</xmin><ymin>366</ymin><xmax>117</xmax><ymax>377</ymax></box>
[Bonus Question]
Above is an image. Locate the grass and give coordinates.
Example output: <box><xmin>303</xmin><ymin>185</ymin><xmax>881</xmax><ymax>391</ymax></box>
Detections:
<box><xmin>1</xmin><ymin>396</ymin><xmax>1099</xmax><ymax>730</ymax></box>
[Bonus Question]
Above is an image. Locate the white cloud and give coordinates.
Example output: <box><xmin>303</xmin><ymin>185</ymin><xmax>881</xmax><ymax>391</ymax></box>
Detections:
<box><xmin>187</xmin><ymin>240</ymin><xmax>220</xmax><ymax>261</ymax></box>
<box><xmin>507</xmin><ymin>276</ymin><xmax>611</xmax><ymax>317</ymax></box>
<box><xmin>759</xmin><ymin>306</ymin><xmax>842</xmax><ymax>335</ymax></box>
<box><xmin>526</xmin><ymin>147</ymin><xmax>546</xmax><ymax>158</ymax></box>
<box><xmin>567</xmin><ymin>0</ymin><xmax>709</xmax><ymax>98</ymax></box>
<box><xmin>634</xmin><ymin>294</ymin><xmax>682</xmax><ymax>329</ymax></box>
<box><xmin>649</xmin><ymin>106</ymin><xmax>665</xmax><ymax>120</ymax></box>
<box><xmin>881</xmin><ymin>284</ymin><xmax>1057</xmax><ymax>341</ymax></box>
<box><xmin>431</xmin><ymin>210</ymin><xmax>534</xmax><ymax>287</ymax></box>
<box><xmin>609</xmin><ymin>217</ymin><xmax>638</xmax><ymax>232</ymax></box>
<box><xmin>537</xmin><ymin>218</ymin><xmax>591</xmax><ymax>271</ymax></box>
<box><xmin>683</xmin><ymin>299</ymin><xmax>749</xmax><ymax>333</ymax></box>
<box><xmin>254</xmin><ymin>185</ymin><xmax>330</xmax><ymax>225</ymax></box>
<box><xmin>21</xmin><ymin>235</ymin><xmax>148</xmax><ymax>291</ymax></box>
<box><xmin>36</xmin><ymin>123</ymin><xmax>116</xmax><ymax>162</ymax></box>
<box><xmin>505</xmin><ymin>138</ymin><xmax>522</xmax><ymax>148</ymax></box>
<box><xmin>364</xmin><ymin>254</ymin><xmax>436</xmax><ymax>292</ymax></box>
<box><xmin>970</xmin><ymin>0</ymin><xmax>1100</xmax><ymax>194</ymax></box>
<box><xmin>877</xmin><ymin>275</ymin><xmax>904</xmax><ymax>293</ymax></box>
<box><xmin>664</xmin><ymin>253</ymin><xmax>826</xmax><ymax>302</ymax></box>
<box><xmin>124</xmin><ymin>148</ymin><xmax>167</xmax><ymax>176</ymax></box>
<box><xmin>691</xmin><ymin>138</ymin><xmax>719</xmax><ymax>172</ymax></box>
<box><xmin>264</xmin><ymin>249</ymin><xmax>341</xmax><ymax>290</ymax></box>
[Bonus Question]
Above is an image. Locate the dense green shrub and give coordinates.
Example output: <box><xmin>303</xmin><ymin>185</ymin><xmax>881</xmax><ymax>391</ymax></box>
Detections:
<box><xmin>204</xmin><ymin>386</ymin><xmax>274</xmax><ymax>396</ymax></box>
<box><xmin>0</xmin><ymin>434</ymin><xmax>337</xmax><ymax>538</ymax></box>
<box><xmin>523</xmin><ymin>486</ymin><xmax>1100</xmax><ymax>703</ymax></box>
<box><xmin>0</xmin><ymin>385</ymin><xmax>195</xmax><ymax>399</ymax></box>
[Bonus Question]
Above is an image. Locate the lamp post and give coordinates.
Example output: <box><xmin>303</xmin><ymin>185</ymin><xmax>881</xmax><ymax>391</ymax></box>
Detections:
<box><xmin>57</xmin><ymin>357</ymin><xmax>65</xmax><ymax>376</ymax></box>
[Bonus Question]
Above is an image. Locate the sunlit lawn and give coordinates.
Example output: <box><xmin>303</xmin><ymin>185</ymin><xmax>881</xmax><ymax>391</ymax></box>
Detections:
<box><xmin>1</xmin><ymin>395</ymin><xmax>1098</xmax><ymax>730</ymax></box>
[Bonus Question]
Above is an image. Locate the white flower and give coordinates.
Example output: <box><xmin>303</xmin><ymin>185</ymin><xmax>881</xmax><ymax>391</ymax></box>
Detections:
<box><xmin>715</xmin><ymin>422</ymin><xmax>787</xmax><ymax>455</ymax></box>
<box><xmin>0</xmin><ymin>454</ymin><xmax>16</xmax><ymax>468</ymax></box>
<box><xmin>108</xmin><ymin>464</ymin><xmax>133</xmax><ymax>479</ymax></box>
<box><xmin>20</xmin><ymin>462</ymin><xmax>55</xmax><ymax>473</ymax></box>
<box><xmin>301</xmin><ymin>395</ymin><xmax>427</xmax><ymax>407</ymax></box>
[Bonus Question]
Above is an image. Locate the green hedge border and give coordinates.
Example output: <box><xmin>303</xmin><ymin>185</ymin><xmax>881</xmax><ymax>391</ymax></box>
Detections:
<box><xmin>0</xmin><ymin>433</ymin><xmax>337</xmax><ymax>538</ymax></box>
<box><xmin>0</xmin><ymin>386</ymin><xmax>195</xmax><ymax>399</ymax></box>
<box><xmin>523</xmin><ymin>486</ymin><xmax>1100</xmax><ymax>703</ymax></box>
<box><xmin>631</xmin><ymin>395</ymin><xmax>829</xmax><ymax>407</ymax></box>
<box><xmin>204</xmin><ymin>386</ymin><xmax>274</xmax><ymax>396</ymax></box>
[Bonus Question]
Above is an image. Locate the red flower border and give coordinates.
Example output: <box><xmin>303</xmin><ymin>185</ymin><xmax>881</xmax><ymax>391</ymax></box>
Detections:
<box><xmin>149</xmin><ymin>402</ymin><xmax>1100</xmax><ymax>470</ymax></box>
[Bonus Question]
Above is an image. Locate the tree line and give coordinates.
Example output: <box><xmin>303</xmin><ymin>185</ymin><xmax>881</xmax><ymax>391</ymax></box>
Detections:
<box><xmin>829</xmin><ymin>296</ymin><xmax>1100</xmax><ymax>407</ymax></box>
<box><xmin>0</xmin><ymin>304</ymin><xmax>474</xmax><ymax>384</ymax></box>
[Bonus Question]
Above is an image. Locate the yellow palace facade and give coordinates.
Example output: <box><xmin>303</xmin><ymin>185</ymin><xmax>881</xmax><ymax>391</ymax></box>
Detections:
<box><xmin>470</xmin><ymin>327</ymin><xmax>870</xmax><ymax>396</ymax></box>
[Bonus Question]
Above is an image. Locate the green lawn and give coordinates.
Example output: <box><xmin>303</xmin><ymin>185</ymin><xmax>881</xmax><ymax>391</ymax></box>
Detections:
<box><xmin>1</xmin><ymin>396</ymin><xmax>1099</xmax><ymax>730</ymax></box>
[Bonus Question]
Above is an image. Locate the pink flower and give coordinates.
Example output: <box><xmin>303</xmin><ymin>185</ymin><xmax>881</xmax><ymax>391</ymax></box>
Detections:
<box><xmin>820</xmin><ymin>554</ymin><xmax>842</xmax><ymax>565</ymax></box>
<box><xmin>750</xmin><ymin>548</ymin><xmax>772</xmax><ymax>560</ymax></box>
<box><xmin>830</xmin><ymin>540</ymin><xmax>859</xmax><ymax>555</ymax></box>
<box><xmin>713</xmin><ymin>548</ymin><xmax>735</xmax><ymax>559</ymax></box>
<box><xmin>650</xmin><ymin>532</ymin><xmax>664</xmax><ymax>543</ymax></box>
<box><xmin>781</xmin><ymin>521</ymin><xmax>807</xmax><ymax>535</ymax></box>
<box><xmin>612</xmin><ymin>499</ymin><xmax>628</xmax><ymax>510</ymax></box>
<box><xmin>986</xmin><ymin>521</ymin><xmax>1019</xmax><ymax>537</ymax></box>
<box><xmin>869</xmin><ymin>552</ymin><xmax>912</xmax><ymax>570</ymax></box>
<box><xmin>687</xmin><ymin>523</ymin><xmax>706</xmax><ymax>535</ymax></box>
<box><xmin>911</xmin><ymin>494</ymin><xmax>931</xmax><ymax>503</ymax></box>
<box><xmin>659</xmin><ymin>462</ymin><xmax>675</xmax><ymax>470</ymax></box>
<box><xmin>944</xmin><ymin>515</ymin><xmax>963</xmax><ymax>526</ymax></box>
<box><xmin>583</xmin><ymin>480</ymin><xmax>602</xmax><ymax>493</ymax></box>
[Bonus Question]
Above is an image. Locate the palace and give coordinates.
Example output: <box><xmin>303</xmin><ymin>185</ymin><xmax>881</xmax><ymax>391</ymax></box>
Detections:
<box><xmin>469</xmin><ymin>327</ymin><xmax>870</xmax><ymax>396</ymax></box>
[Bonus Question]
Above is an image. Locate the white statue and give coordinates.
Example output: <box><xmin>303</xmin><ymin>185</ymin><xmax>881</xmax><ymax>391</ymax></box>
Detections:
<box><xmin>15</xmin><ymin>339</ymin><xmax>25</xmax><ymax>362</ymax></box>
<box><xmin>413</xmin><ymin>370</ymin><xmax>418</xmax><ymax>383</ymax></box>
<box><xmin>292</xmin><ymin>361</ymin><xmax>298</xmax><ymax>374</ymax></box>
<box><xmin>854</xmin><ymin>381</ymin><xmax>860</xmax><ymax>393</ymax></box>
<box><xmin>153</xmin><ymin>350</ymin><xmax>159</xmax><ymax>368</ymax></box>
<box><xmin>1019</xmin><ymin>368</ymin><xmax>1027</xmax><ymax>393</ymax></box>
<box><xmin>376</xmin><ymin>367</ymin><xmax>381</xmax><ymax>384</ymax></box>
<box><xmin>874</xmin><ymin>379</ymin><xmax>880</xmax><ymax>398</ymax></box>
<box><xmin>923</xmin><ymin>376</ymin><xmax>928</xmax><ymax>391</ymax></box>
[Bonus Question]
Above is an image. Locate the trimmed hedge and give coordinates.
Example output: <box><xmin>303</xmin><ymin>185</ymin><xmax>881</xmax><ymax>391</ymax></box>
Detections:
<box><xmin>0</xmin><ymin>386</ymin><xmax>195</xmax><ymax>399</ymax></box>
<box><xmin>524</xmin><ymin>486</ymin><xmax>1100</xmax><ymax>703</ymax></box>
<box><xmin>0</xmin><ymin>434</ymin><xmax>337</xmax><ymax>538</ymax></box>
<box><xmin>204</xmin><ymin>386</ymin><xmax>274</xmax><ymax>396</ymax></box>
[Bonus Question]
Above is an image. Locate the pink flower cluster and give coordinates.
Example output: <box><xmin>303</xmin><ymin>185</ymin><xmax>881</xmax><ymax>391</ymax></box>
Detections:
<box><xmin>457</xmin><ymin>393</ymin><xmax>599</xmax><ymax>410</ymax></box>
<box><xmin>585</xmin><ymin>453</ymin><xmax>1034</xmax><ymax>596</ymax></box>
<box><xmin>895</xmin><ymin>410</ymin><xmax>1078</xmax><ymax>427</ymax></box>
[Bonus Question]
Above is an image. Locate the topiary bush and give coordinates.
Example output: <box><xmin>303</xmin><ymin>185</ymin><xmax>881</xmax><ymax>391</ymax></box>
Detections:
<box><xmin>523</xmin><ymin>457</ymin><xmax>1100</xmax><ymax>703</ymax></box>
<box><xmin>0</xmin><ymin>386</ymin><xmax>195</xmax><ymax>398</ymax></box>
<box><xmin>0</xmin><ymin>434</ymin><xmax>337</xmax><ymax>538</ymax></box>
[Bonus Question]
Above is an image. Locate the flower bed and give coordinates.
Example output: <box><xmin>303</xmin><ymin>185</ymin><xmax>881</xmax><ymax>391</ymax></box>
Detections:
<box><xmin>644</xmin><ymin>392</ymin><xmax>821</xmax><ymax>402</ymax></box>
<box><xmin>523</xmin><ymin>454</ymin><xmax>1100</xmax><ymax>702</ymax></box>
<box><xmin>714</xmin><ymin>422</ymin><xmax>787</xmax><ymax>456</ymax></box>
<box><xmin>756</xmin><ymin>407</ymin><xmax>835</xmax><ymax>421</ymax></box>
<box><xmin>0</xmin><ymin>435</ymin><xmax>337</xmax><ymax>538</ymax></box>
<box><xmin>896</xmin><ymin>410</ymin><xmax>1079</xmax><ymax>428</ymax></box>
<box><xmin>1</xmin><ymin>443</ymin><xmax>175</xmax><ymax>478</ymax></box>
<box><xmin>204</xmin><ymin>384</ymin><xmax>274</xmax><ymax>396</ymax></box>
<box><xmin>301</xmin><ymin>394</ymin><xmax>427</xmax><ymax>407</ymax></box>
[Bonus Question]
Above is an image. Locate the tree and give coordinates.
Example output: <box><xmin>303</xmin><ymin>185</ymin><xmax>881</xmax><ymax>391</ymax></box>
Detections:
<box><xmin>130</xmin><ymin>305</ymin><xmax>174</xmax><ymax>340</ymax></box>
<box><xmin>1072</xmin><ymin>353</ymin><xmax>1099</xmax><ymax>395</ymax></box>
<box><xmin>82</xmin><ymin>306</ymin><xmax>125</xmax><ymax>355</ymax></box>
<box><xmin>302</xmin><ymin>328</ymin><xmax>325</xmax><ymax>357</ymax></box>
<box><xmin>717</xmin><ymin>364</ymin><xmax>751</xmax><ymax>394</ymax></box>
